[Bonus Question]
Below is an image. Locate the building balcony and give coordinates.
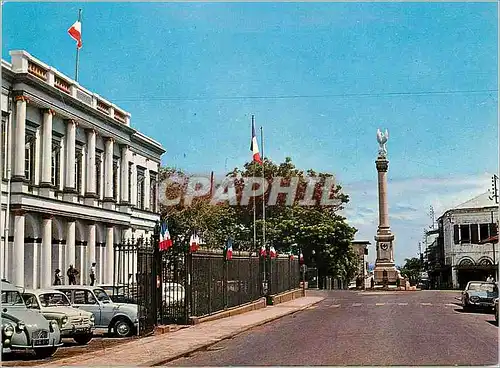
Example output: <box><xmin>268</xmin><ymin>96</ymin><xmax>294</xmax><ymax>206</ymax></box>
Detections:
<box><xmin>9</xmin><ymin>50</ymin><xmax>131</xmax><ymax>126</ymax></box>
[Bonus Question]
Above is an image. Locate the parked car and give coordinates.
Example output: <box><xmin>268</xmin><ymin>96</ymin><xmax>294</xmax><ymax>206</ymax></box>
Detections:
<box><xmin>22</xmin><ymin>289</ymin><xmax>95</xmax><ymax>345</ymax></box>
<box><xmin>52</xmin><ymin>285</ymin><xmax>138</xmax><ymax>337</ymax></box>
<box><xmin>98</xmin><ymin>284</ymin><xmax>137</xmax><ymax>304</ymax></box>
<box><xmin>163</xmin><ymin>282</ymin><xmax>185</xmax><ymax>306</ymax></box>
<box><xmin>1</xmin><ymin>281</ymin><xmax>63</xmax><ymax>358</ymax></box>
<box><xmin>495</xmin><ymin>298</ymin><xmax>499</xmax><ymax>323</ymax></box>
<box><xmin>461</xmin><ymin>281</ymin><xmax>499</xmax><ymax>312</ymax></box>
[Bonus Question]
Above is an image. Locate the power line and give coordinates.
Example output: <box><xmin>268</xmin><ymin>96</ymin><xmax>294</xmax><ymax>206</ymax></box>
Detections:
<box><xmin>110</xmin><ymin>88</ymin><xmax>498</xmax><ymax>102</ymax></box>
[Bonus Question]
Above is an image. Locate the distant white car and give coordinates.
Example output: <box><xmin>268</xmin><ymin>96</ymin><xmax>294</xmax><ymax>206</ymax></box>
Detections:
<box><xmin>163</xmin><ymin>283</ymin><xmax>185</xmax><ymax>306</ymax></box>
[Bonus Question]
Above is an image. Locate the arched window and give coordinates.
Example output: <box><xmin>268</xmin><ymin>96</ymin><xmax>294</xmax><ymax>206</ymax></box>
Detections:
<box><xmin>459</xmin><ymin>258</ymin><xmax>474</xmax><ymax>266</ymax></box>
<box><xmin>478</xmin><ymin>258</ymin><xmax>493</xmax><ymax>266</ymax></box>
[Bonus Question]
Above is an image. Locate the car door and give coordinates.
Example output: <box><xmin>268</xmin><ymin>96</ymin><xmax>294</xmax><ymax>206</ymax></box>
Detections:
<box><xmin>92</xmin><ymin>288</ymin><xmax>114</xmax><ymax>327</ymax></box>
<box><xmin>72</xmin><ymin>289</ymin><xmax>102</xmax><ymax>327</ymax></box>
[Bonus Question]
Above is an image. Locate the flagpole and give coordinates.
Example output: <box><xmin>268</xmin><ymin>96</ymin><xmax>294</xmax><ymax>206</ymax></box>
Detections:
<box><xmin>261</xmin><ymin>126</ymin><xmax>265</xmax><ymax>252</ymax></box>
<box><xmin>252</xmin><ymin>115</ymin><xmax>256</xmax><ymax>251</ymax></box>
<box><xmin>75</xmin><ymin>9</ymin><xmax>82</xmax><ymax>82</ymax></box>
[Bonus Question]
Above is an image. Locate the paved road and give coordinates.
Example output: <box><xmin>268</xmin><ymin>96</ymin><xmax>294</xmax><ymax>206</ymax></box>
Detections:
<box><xmin>165</xmin><ymin>290</ymin><xmax>498</xmax><ymax>366</ymax></box>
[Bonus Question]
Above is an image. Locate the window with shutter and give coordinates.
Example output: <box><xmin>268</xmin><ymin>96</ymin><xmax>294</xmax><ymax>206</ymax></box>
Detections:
<box><xmin>453</xmin><ymin>225</ymin><xmax>460</xmax><ymax>244</ymax></box>
<box><xmin>480</xmin><ymin>224</ymin><xmax>490</xmax><ymax>241</ymax></box>
<box><xmin>460</xmin><ymin>225</ymin><xmax>470</xmax><ymax>243</ymax></box>
<box><xmin>470</xmin><ymin>224</ymin><xmax>479</xmax><ymax>244</ymax></box>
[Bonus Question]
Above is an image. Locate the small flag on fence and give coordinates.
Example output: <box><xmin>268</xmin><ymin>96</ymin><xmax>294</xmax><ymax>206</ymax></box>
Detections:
<box><xmin>225</xmin><ymin>238</ymin><xmax>233</xmax><ymax>261</ymax></box>
<box><xmin>190</xmin><ymin>232</ymin><xmax>200</xmax><ymax>253</ymax></box>
<box><xmin>159</xmin><ymin>221</ymin><xmax>172</xmax><ymax>251</ymax></box>
<box><xmin>259</xmin><ymin>245</ymin><xmax>266</xmax><ymax>257</ymax></box>
<box><xmin>269</xmin><ymin>246</ymin><xmax>277</xmax><ymax>259</ymax></box>
<box><xmin>289</xmin><ymin>252</ymin><xmax>295</xmax><ymax>261</ymax></box>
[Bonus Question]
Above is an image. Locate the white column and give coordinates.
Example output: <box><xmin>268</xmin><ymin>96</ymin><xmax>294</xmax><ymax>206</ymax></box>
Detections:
<box><xmin>88</xmin><ymin>223</ymin><xmax>96</xmax><ymax>267</ymax></box>
<box><xmin>105</xmin><ymin>225</ymin><xmax>114</xmax><ymax>283</ymax></box>
<box><xmin>104</xmin><ymin>138</ymin><xmax>114</xmax><ymax>200</ymax></box>
<box><xmin>13</xmin><ymin>96</ymin><xmax>28</xmax><ymax>179</ymax></box>
<box><xmin>65</xmin><ymin>220</ymin><xmax>76</xmax><ymax>280</ymax></box>
<box><xmin>120</xmin><ymin>146</ymin><xmax>129</xmax><ymax>203</ymax></box>
<box><xmin>41</xmin><ymin>109</ymin><xmax>55</xmax><ymax>186</ymax></box>
<box><xmin>64</xmin><ymin>120</ymin><xmax>76</xmax><ymax>191</ymax></box>
<box><xmin>41</xmin><ymin>216</ymin><xmax>52</xmax><ymax>288</ymax></box>
<box><xmin>34</xmin><ymin>128</ymin><xmax>41</xmax><ymax>187</ymax></box>
<box><xmin>86</xmin><ymin>130</ymin><xmax>96</xmax><ymax>196</ymax></box>
<box><xmin>12</xmin><ymin>210</ymin><xmax>25</xmax><ymax>287</ymax></box>
<box><xmin>80</xmin><ymin>147</ymin><xmax>86</xmax><ymax>196</ymax></box>
<box><xmin>59</xmin><ymin>140</ymin><xmax>65</xmax><ymax>191</ymax></box>
<box><xmin>130</xmin><ymin>160</ymin><xmax>137</xmax><ymax>206</ymax></box>
<box><xmin>144</xmin><ymin>168</ymin><xmax>150</xmax><ymax>210</ymax></box>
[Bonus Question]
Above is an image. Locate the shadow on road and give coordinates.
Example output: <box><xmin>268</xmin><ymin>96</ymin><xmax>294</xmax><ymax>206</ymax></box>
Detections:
<box><xmin>453</xmin><ymin>308</ymin><xmax>495</xmax><ymax>315</ymax></box>
<box><xmin>486</xmin><ymin>320</ymin><xmax>498</xmax><ymax>327</ymax></box>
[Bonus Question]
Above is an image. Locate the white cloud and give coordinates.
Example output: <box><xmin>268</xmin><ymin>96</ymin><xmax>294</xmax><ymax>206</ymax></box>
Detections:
<box><xmin>341</xmin><ymin>172</ymin><xmax>494</xmax><ymax>265</ymax></box>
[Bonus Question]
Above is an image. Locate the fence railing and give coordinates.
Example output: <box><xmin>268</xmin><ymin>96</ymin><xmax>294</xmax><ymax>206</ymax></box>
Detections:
<box><xmin>114</xmin><ymin>240</ymin><xmax>302</xmax><ymax>332</ymax></box>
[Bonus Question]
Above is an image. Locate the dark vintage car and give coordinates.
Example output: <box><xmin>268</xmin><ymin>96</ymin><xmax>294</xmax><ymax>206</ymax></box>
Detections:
<box><xmin>461</xmin><ymin>281</ymin><xmax>499</xmax><ymax>312</ymax></box>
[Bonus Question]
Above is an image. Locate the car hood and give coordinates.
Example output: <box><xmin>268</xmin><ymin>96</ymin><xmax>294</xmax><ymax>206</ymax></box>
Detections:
<box><xmin>42</xmin><ymin>306</ymin><xmax>92</xmax><ymax>318</ymax></box>
<box><xmin>111</xmin><ymin>302</ymin><xmax>138</xmax><ymax>314</ymax></box>
<box><xmin>2</xmin><ymin>308</ymin><xmax>50</xmax><ymax>328</ymax></box>
<box><xmin>467</xmin><ymin>290</ymin><xmax>498</xmax><ymax>298</ymax></box>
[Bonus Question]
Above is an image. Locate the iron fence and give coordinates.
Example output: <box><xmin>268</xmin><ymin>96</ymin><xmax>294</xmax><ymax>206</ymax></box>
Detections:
<box><xmin>114</xmin><ymin>237</ymin><xmax>302</xmax><ymax>329</ymax></box>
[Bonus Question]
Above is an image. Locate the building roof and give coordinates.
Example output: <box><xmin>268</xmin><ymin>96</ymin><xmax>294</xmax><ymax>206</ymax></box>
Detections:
<box><xmin>452</xmin><ymin>192</ymin><xmax>497</xmax><ymax>210</ymax></box>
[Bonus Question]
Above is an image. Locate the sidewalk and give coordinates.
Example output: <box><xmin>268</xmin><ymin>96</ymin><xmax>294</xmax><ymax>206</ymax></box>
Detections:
<box><xmin>42</xmin><ymin>296</ymin><xmax>324</xmax><ymax>367</ymax></box>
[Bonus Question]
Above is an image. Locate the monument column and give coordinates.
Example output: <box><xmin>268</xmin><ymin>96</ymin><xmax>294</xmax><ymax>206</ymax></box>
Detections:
<box><xmin>373</xmin><ymin>129</ymin><xmax>400</xmax><ymax>286</ymax></box>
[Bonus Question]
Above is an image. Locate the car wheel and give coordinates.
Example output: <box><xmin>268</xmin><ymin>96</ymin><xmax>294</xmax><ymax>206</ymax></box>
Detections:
<box><xmin>34</xmin><ymin>347</ymin><xmax>58</xmax><ymax>359</ymax></box>
<box><xmin>73</xmin><ymin>333</ymin><xmax>93</xmax><ymax>345</ymax></box>
<box><xmin>113</xmin><ymin>318</ymin><xmax>133</xmax><ymax>337</ymax></box>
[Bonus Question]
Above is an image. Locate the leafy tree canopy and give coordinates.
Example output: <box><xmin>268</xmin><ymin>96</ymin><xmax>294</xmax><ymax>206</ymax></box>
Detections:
<box><xmin>159</xmin><ymin>157</ymin><xmax>358</xmax><ymax>281</ymax></box>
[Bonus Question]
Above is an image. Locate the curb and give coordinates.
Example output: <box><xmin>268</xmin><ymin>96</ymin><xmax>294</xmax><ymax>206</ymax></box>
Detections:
<box><xmin>145</xmin><ymin>297</ymin><xmax>325</xmax><ymax>367</ymax></box>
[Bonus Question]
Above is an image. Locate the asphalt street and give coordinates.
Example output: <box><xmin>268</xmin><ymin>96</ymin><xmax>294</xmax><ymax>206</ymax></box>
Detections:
<box><xmin>165</xmin><ymin>290</ymin><xmax>499</xmax><ymax>366</ymax></box>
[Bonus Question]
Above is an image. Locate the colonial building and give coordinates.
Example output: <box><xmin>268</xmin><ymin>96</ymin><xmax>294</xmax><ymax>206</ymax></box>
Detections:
<box><xmin>427</xmin><ymin>192</ymin><xmax>498</xmax><ymax>289</ymax></box>
<box><xmin>1</xmin><ymin>50</ymin><xmax>165</xmax><ymax>289</ymax></box>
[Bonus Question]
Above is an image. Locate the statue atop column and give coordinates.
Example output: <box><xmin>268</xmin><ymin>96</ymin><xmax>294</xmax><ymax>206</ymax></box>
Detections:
<box><xmin>373</xmin><ymin>128</ymin><xmax>401</xmax><ymax>287</ymax></box>
<box><xmin>376</xmin><ymin>129</ymin><xmax>389</xmax><ymax>158</ymax></box>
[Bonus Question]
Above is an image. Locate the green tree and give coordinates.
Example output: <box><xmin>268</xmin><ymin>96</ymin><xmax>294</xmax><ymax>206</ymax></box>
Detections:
<box><xmin>400</xmin><ymin>257</ymin><xmax>424</xmax><ymax>285</ymax></box>
<box><xmin>159</xmin><ymin>157</ymin><xmax>359</xmax><ymax>284</ymax></box>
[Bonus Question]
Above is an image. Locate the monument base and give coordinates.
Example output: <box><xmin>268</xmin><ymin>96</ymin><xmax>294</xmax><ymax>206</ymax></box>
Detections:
<box><xmin>373</xmin><ymin>262</ymin><xmax>402</xmax><ymax>285</ymax></box>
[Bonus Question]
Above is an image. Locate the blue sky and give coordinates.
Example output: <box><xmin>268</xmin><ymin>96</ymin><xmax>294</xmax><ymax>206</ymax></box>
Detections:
<box><xmin>2</xmin><ymin>2</ymin><xmax>498</xmax><ymax>264</ymax></box>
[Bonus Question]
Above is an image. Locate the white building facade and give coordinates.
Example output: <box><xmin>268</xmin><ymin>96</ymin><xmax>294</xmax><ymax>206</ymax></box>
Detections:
<box><xmin>1</xmin><ymin>50</ymin><xmax>165</xmax><ymax>289</ymax></box>
<box><xmin>439</xmin><ymin>192</ymin><xmax>498</xmax><ymax>289</ymax></box>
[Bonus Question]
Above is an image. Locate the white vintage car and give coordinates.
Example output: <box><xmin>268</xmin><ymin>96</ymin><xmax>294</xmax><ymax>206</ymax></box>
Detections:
<box><xmin>1</xmin><ymin>281</ymin><xmax>63</xmax><ymax>358</ymax></box>
<box><xmin>22</xmin><ymin>289</ymin><xmax>95</xmax><ymax>345</ymax></box>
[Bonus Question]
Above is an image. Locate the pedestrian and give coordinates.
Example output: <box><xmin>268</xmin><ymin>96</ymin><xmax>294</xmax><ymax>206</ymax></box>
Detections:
<box><xmin>89</xmin><ymin>262</ymin><xmax>96</xmax><ymax>286</ymax></box>
<box><xmin>370</xmin><ymin>277</ymin><xmax>374</xmax><ymax>289</ymax></box>
<box><xmin>53</xmin><ymin>269</ymin><xmax>62</xmax><ymax>285</ymax></box>
<box><xmin>487</xmin><ymin>274</ymin><xmax>494</xmax><ymax>282</ymax></box>
<box><xmin>67</xmin><ymin>265</ymin><xmax>79</xmax><ymax>285</ymax></box>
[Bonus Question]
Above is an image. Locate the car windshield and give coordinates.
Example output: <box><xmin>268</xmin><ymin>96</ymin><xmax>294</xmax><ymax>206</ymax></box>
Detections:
<box><xmin>468</xmin><ymin>283</ymin><xmax>498</xmax><ymax>292</ymax></box>
<box><xmin>40</xmin><ymin>293</ymin><xmax>71</xmax><ymax>307</ymax></box>
<box><xmin>93</xmin><ymin>288</ymin><xmax>111</xmax><ymax>302</ymax></box>
<box><xmin>1</xmin><ymin>291</ymin><xmax>25</xmax><ymax>306</ymax></box>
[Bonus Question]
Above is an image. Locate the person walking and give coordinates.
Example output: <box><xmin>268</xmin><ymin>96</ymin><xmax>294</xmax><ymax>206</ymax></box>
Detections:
<box><xmin>67</xmin><ymin>265</ymin><xmax>79</xmax><ymax>285</ymax></box>
<box><xmin>89</xmin><ymin>262</ymin><xmax>96</xmax><ymax>286</ymax></box>
<box><xmin>53</xmin><ymin>269</ymin><xmax>62</xmax><ymax>285</ymax></box>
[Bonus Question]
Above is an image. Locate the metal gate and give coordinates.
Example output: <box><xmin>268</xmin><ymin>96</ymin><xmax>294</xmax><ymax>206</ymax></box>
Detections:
<box><xmin>158</xmin><ymin>241</ymin><xmax>189</xmax><ymax>325</ymax></box>
<box><xmin>114</xmin><ymin>236</ymin><xmax>161</xmax><ymax>336</ymax></box>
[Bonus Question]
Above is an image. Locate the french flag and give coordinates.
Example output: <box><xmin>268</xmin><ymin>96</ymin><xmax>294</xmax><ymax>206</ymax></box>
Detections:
<box><xmin>269</xmin><ymin>246</ymin><xmax>277</xmax><ymax>259</ymax></box>
<box><xmin>159</xmin><ymin>222</ymin><xmax>173</xmax><ymax>251</ymax></box>
<box><xmin>225</xmin><ymin>239</ymin><xmax>233</xmax><ymax>261</ymax></box>
<box><xmin>259</xmin><ymin>245</ymin><xmax>266</xmax><ymax>257</ymax></box>
<box><xmin>190</xmin><ymin>233</ymin><xmax>200</xmax><ymax>253</ymax></box>
<box><xmin>68</xmin><ymin>20</ymin><xmax>82</xmax><ymax>49</ymax></box>
<box><xmin>250</xmin><ymin>119</ymin><xmax>262</xmax><ymax>165</ymax></box>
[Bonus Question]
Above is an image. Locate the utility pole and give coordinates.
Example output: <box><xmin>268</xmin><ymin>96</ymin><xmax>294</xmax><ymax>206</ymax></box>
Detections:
<box><xmin>489</xmin><ymin>174</ymin><xmax>499</xmax><ymax>204</ymax></box>
<box><xmin>429</xmin><ymin>206</ymin><xmax>435</xmax><ymax>229</ymax></box>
